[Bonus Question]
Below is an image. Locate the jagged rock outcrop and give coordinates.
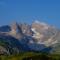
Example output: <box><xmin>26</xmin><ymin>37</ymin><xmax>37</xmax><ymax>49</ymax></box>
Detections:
<box><xmin>9</xmin><ymin>22</ymin><xmax>23</xmax><ymax>39</ymax></box>
<box><xmin>0</xmin><ymin>21</ymin><xmax>60</xmax><ymax>55</ymax></box>
<box><xmin>31</xmin><ymin>21</ymin><xmax>58</xmax><ymax>46</ymax></box>
<box><xmin>19</xmin><ymin>23</ymin><xmax>33</xmax><ymax>36</ymax></box>
<box><xmin>0</xmin><ymin>46</ymin><xmax>9</xmax><ymax>55</ymax></box>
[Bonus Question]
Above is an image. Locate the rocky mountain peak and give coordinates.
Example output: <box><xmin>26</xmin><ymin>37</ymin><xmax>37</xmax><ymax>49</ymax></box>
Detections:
<box><xmin>9</xmin><ymin>22</ymin><xmax>23</xmax><ymax>39</ymax></box>
<box><xmin>0</xmin><ymin>21</ymin><xmax>60</xmax><ymax>54</ymax></box>
<box><xmin>0</xmin><ymin>21</ymin><xmax>59</xmax><ymax>46</ymax></box>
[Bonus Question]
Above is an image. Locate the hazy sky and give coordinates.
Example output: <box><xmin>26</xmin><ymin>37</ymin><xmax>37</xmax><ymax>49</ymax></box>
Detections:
<box><xmin>0</xmin><ymin>0</ymin><xmax>60</xmax><ymax>28</ymax></box>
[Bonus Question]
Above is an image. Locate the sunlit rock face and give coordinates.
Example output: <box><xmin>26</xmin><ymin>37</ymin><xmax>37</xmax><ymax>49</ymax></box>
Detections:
<box><xmin>8</xmin><ymin>22</ymin><xmax>23</xmax><ymax>39</ymax></box>
<box><xmin>31</xmin><ymin>20</ymin><xmax>58</xmax><ymax>46</ymax></box>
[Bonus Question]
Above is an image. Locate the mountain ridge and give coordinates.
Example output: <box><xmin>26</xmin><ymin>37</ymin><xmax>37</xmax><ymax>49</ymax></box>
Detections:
<box><xmin>0</xmin><ymin>20</ymin><xmax>60</xmax><ymax>55</ymax></box>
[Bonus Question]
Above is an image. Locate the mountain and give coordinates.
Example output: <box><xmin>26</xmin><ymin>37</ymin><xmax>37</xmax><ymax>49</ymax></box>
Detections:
<box><xmin>0</xmin><ymin>25</ymin><xmax>11</xmax><ymax>32</ymax></box>
<box><xmin>0</xmin><ymin>20</ymin><xmax>60</xmax><ymax>55</ymax></box>
<box><xmin>32</xmin><ymin>21</ymin><xmax>58</xmax><ymax>46</ymax></box>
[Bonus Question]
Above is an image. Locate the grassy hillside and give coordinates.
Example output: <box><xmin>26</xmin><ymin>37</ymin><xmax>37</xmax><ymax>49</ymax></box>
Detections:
<box><xmin>0</xmin><ymin>52</ymin><xmax>60</xmax><ymax>60</ymax></box>
<box><xmin>0</xmin><ymin>52</ymin><xmax>48</xmax><ymax>60</ymax></box>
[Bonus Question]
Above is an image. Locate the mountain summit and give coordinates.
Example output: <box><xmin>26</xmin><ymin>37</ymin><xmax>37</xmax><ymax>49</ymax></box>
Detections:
<box><xmin>0</xmin><ymin>21</ymin><xmax>60</xmax><ymax>55</ymax></box>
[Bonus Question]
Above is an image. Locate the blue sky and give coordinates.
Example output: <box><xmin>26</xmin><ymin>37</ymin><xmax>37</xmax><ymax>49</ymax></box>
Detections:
<box><xmin>0</xmin><ymin>0</ymin><xmax>60</xmax><ymax>28</ymax></box>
